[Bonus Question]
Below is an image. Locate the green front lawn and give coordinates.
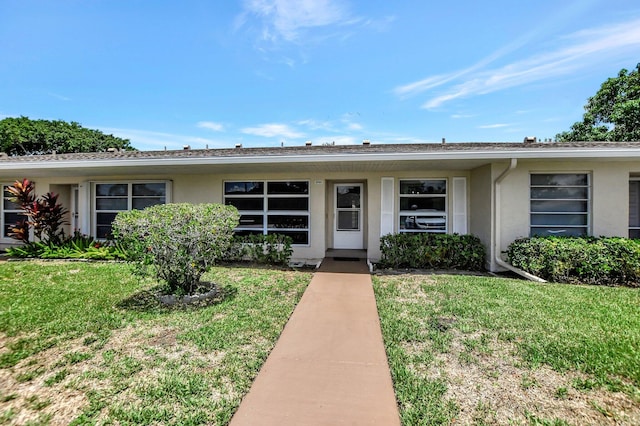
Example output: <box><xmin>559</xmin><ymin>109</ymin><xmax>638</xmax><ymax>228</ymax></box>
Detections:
<box><xmin>0</xmin><ymin>261</ymin><xmax>312</xmax><ymax>425</ymax></box>
<box><xmin>374</xmin><ymin>273</ymin><xmax>640</xmax><ymax>425</ymax></box>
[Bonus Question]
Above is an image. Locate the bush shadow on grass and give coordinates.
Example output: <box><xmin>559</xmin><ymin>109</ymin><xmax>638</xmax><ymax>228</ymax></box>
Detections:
<box><xmin>116</xmin><ymin>283</ymin><xmax>238</xmax><ymax>312</ymax></box>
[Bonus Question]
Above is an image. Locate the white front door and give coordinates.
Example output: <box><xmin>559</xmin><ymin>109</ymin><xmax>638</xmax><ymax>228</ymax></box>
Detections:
<box><xmin>333</xmin><ymin>183</ymin><xmax>364</xmax><ymax>249</ymax></box>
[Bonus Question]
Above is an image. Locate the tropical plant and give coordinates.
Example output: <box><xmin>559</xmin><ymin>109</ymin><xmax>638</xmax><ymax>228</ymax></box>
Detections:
<box><xmin>6</xmin><ymin>178</ymin><xmax>68</xmax><ymax>245</ymax></box>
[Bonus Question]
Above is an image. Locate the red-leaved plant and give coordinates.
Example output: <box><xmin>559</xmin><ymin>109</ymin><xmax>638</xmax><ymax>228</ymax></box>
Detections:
<box><xmin>6</xmin><ymin>178</ymin><xmax>68</xmax><ymax>245</ymax></box>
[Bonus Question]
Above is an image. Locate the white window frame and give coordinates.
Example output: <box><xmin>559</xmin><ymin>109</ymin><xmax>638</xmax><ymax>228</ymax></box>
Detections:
<box><xmin>398</xmin><ymin>178</ymin><xmax>448</xmax><ymax>234</ymax></box>
<box><xmin>223</xmin><ymin>180</ymin><xmax>311</xmax><ymax>246</ymax></box>
<box><xmin>529</xmin><ymin>173</ymin><xmax>591</xmax><ymax>237</ymax></box>
<box><xmin>1</xmin><ymin>183</ymin><xmax>23</xmax><ymax>241</ymax></box>
<box><xmin>91</xmin><ymin>180</ymin><xmax>171</xmax><ymax>239</ymax></box>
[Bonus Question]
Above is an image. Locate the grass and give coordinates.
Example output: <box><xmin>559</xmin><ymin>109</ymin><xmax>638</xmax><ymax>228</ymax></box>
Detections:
<box><xmin>373</xmin><ymin>273</ymin><xmax>640</xmax><ymax>425</ymax></box>
<box><xmin>0</xmin><ymin>261</ymin><xmax>312</xmax><ymax>425</ymax></box>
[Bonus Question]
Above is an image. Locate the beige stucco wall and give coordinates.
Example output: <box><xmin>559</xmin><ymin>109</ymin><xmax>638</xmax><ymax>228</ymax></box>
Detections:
<box><xmin>497</xmin><ymin>160</ymin><xmax>639</xmax><ymax>262</ymax></box>
<box><xmin>469</xmin><ymin>164</ymin><xmax>494</xmax><ymax>269</ymax></box>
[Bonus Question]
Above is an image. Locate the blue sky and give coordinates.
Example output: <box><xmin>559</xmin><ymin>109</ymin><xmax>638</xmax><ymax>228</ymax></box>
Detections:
<box><xmin>1</xmin><ymin>0</ymin><xmax>640</xmax><ymax>150</ymax></box>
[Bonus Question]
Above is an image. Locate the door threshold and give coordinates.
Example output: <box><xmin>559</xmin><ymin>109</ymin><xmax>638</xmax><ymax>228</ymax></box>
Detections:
<box><xmin>325</xmin><ymin>249</ymin><xmax>367</xmax><ymax>259</ymax></box>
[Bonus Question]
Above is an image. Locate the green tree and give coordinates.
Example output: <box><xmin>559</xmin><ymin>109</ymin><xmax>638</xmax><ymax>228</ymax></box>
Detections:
<box><xmin>0</xmin><ymin>116</ymin><xmax>135</xmax><ymax>155</ymax></box>
<box><xmin>556</xmin><ymin>63</ymin><xmax>640</xmax><ymax>142</ymax></box>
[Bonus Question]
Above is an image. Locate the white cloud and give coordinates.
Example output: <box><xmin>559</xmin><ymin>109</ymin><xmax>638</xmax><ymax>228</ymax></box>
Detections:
<box><xmin>478</xmin><ymin>123</ymin><xmax>510</xmax><ymax>129</ymax></box>
<box><xmin>297</xmin><ymin>119</ymin><xmax>336</xmax><ymax>131</ymax></box>
<box><xmin>241</xmin><ymin>123</ymin><xmax>305</xmax><ymax>138</ymax></box>
<box><xmin>240</xmin><ymin>0</ymin><xmax>351</xmax><ymax>42</ymax></box>
<box><xmin>395</xmin><ymin>17</ymin><xmax>640</xmax><ymax>109</ymax></box>
<box><xmin>451</xmin><ymin>114</ymin><xmax>474</xmax><ymax>119</ymax></box>
<box><xmin>197</xmin><ymin>121</ymin><xmax>225</xmax><ymax>132</ymax></box>
<box><xmin>47</xmin><ymin>92</ymin><xmax>71</xmax><ymax>101</ymax></box>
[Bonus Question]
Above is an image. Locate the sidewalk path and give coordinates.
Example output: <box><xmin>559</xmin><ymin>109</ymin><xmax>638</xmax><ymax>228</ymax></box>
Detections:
<box><xmin>229</xmin><ymin>259</ymin><xmax>400</xmax><ymax>425</ymax></box>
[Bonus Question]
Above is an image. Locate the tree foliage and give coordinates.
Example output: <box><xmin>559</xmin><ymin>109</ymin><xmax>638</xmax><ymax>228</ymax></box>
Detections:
<box><xmin>556</xmin><ymin>64</ymin><xmax>640</xmax><ymax>142</ymax></box>
<box><xmin>0</xmin><ymin>116</ymin><xmax>134</xmax><ymax>156</ymax></box>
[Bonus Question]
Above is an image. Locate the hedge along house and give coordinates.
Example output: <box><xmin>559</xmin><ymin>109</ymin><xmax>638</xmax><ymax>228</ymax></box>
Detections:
<box><xmin>2</xmin><ymin>140</ymin><xmax>640</xmax><ymax>272</ymax></box>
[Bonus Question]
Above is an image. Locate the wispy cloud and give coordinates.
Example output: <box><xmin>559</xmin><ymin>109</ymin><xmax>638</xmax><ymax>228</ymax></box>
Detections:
<box><xmin>395</xmin><ymin>17</ymin><xmax>640</xmax><ymax>109</ymax></box>
<box><xmin>238</xmin><ymin>0</ymin><xmax>352</xmax><ymax>43</ymax></box>
<box><xmin>197</xmin><ymin>121</ymin><xmax>225</xmax><ymax>132</ymax></box>
<box><xmin>47</xmin><ymin>92</ymin><xmax>71</xmax><ymax>101</ymax></box>
<box><xmin>451</xmin><ymin>114</ymin><xmax>474</xmax><ymax>119</ymax></box>
<box><xmin>478</xmin><ymin>123</ymin><xmax>510</xmax><ymax>129</ymax></box>
<box><xmin>241</xmin><ymin>123</ymin><xmax>305</xmax><ymax>139</ymax></box>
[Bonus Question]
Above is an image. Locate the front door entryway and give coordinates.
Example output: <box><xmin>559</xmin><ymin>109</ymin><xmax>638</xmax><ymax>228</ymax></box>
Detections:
<box><xmin>333</xmin><ymin>183</ymin><xmax>364</xmax><ymax>249</ymax></box>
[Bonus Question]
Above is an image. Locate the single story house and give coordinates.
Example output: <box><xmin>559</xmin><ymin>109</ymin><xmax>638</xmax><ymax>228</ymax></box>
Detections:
<box><xmin>2</xmin><ymin>140</ymin><xmax>640</xmax><ymax>271</ymax></box>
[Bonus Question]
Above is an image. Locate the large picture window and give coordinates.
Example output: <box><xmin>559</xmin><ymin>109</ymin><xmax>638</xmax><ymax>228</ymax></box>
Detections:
<box><xmin>399</xmin><ymin>179</ymin><xmax>447</xmax><ymax>233</ymax></box>
<box><xmin>2</xmin><ymin>184</ymin><xmax>22</xmax><ymax>240</ymax></box>
<box><xmin>224</xmin><ymin>180</ymin><xmax>310</xmax><ymax>245</ymax></box>
<box><xmin>530</xmin><ymin>173</ymin><xmax>590</xmax><ymax>237</ymax></box>
<box><xmin>93</xmin><ymin>182</ymin><xmax>168</xmax><ymax>238</ymax></box>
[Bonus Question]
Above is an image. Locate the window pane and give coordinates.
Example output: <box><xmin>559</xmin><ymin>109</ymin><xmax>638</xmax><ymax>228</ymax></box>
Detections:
<box><xmin>268</xmin><ymin>230</ymin><xmax>309</xmax><ymax>245</ymax></box>
<box><xmin>96</xmin><ymin>184</ymin><xmax>128</xmax><ymax>196</ymax></box>
<box><xmin>337</xmin><ymin>211</ymin><xmax>359</xmax><ymax>230</ymax></box>
<box><xmin>3</xmin><ymin>198</ymin><xmax>20</xmax><ymax>210</ymax></box>
<box><xmin>132</xmin><ymin>197</ymin><xmax>165</xmax><ymax>210</ymax></box>
<box><xmin>225</xmin><ymin>182</ymin><xmax>264</xmax><ymax>195</ymax></box>
<box><xmin>132</xmin><ymin>183</ymin><xmax>166</xmax><ymax>196</ymax></box>
<box><xmin>400</xmin><ymin>197</ymin><xmax>446</xmax><ymax>211</ymax></box>
<box><xmin>337</xmin><ymin>186</ymin><xmax>361</xmax><ymax>208</ymax></box>
<box><xmin>400</xmin><ymin>215</ymin><xmax>446</xmax><ymax>231</ymax></box>
<box><xmin>530</xmin><ymin>187</ymin><xmax>589</xmax><ymax>199</ymax></box>
<box><xmin>268</xmin><ymin>198</ymin><xmax>309</xmax><ymax>211</ymax></box>
<box><xmin>630</xmin><ymin>229</ymin><xmax>640</xmax><ymax>239</ymax></box>
<box><xmin>238</xmin><ymin>215</ymin><xmax>264</xmax><ymax>228</ymax></box>
<box><xmin>531</xmin><ymin>213</ymin><xmax>588</xmax><ymax>226</ymax></box>
<box><xmin>96</xmin><ymin>198</ymin><xmax>128</xmax><ymax>210</ymax></box>
<box><xmin>531</xmin><ymin>174</ymin><xmax>588</xmax><ymax>186</ymax></box>
<box><xmin>3</xmin><ymin>212</ymin><xmax>21</xmax><ymax>236</ymax></box>
<box><xmin>268</xmin><ymin>215</ymin><xmax>308</xmax><ymax>229</ymax></box>
<box><xmin>400</xmin><ymin>180</ymin><xmax>446</xmax><ymax>195</ymax></box>
<box><xmin>531</xmin><ymin>227</ymin><xmax>587</xmax><ymax>237</ymax></box>
<box><xmin>225</xmin><ymin>198</ymin><xmax>264</xmax><ymax>211</ymax></box>
<box><xmin>97</xmin><ymin>212</ymin><xmax>119</xmax><ymax>226</ymax></box>
<box><xmin>531</xmin><ymin>200</ymin><xmax>588</xmax><ymax>213</ymax></box>
<box><xmin>268</xmin><ymin>181</ymin><xmax>308</xmax><ymax>194</ymax></box>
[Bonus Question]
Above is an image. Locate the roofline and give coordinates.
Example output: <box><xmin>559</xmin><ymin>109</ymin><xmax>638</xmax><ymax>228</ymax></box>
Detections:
<box><xmin>2</xmin><ymin>146</ymin><xmax>640</xmax><ymax>171</ymax></box>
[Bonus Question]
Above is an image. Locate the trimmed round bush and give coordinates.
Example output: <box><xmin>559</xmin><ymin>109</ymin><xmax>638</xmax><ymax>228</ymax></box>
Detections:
<box><xmin>112</xmin><ymin>203</ymin><xmax>239</xmax><ymax>294</ymax></box>
<box><xmin>507</xmin><ymin>236</ymin><xmax>640</xmax><ymax>287</ymax></box>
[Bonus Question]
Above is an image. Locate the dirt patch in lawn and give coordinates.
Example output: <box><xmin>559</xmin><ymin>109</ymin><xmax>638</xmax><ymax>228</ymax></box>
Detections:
<box><xmin>431</xmin><ymin>330</ymin><xmax>640</xmax><ymax>425</ymax></box>
<box><xmin>0</xmin><ymin>324</ymin><xmax>227</xmax><ymax>425</ymax></box>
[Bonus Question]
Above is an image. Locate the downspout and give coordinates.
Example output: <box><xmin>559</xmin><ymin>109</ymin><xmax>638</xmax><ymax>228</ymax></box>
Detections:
<box><xmin>493</xmin><ymin>158</ymin><xmax>546</xmax><ymax>282</ymax></box>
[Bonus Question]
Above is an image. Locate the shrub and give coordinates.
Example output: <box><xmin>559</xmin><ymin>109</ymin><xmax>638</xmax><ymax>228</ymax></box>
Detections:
<box><xmin>506</xmin><ymin>236</ymin><xmax>640</xmax><ymax>287</ymax></box>
<box><xmin>112</xmin><ymin>203</ymin><xmax>239</xmax><ymax>294</ymax></box>
<box><xmin>378</xmin><ymin>233</ymin><xmax>486</xmax><ymax>271</ymax></box>
<box><xmin>224</xmin><ymin>233</ymin><xmax>293</xmax><ymax>265</ymax></box>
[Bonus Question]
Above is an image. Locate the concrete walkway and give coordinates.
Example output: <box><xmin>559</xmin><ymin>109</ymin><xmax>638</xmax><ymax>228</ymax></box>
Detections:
<box><xmin>229</xmin><ymin>259</ymin><xmax>400</xmax><ymax>425</ymax></box>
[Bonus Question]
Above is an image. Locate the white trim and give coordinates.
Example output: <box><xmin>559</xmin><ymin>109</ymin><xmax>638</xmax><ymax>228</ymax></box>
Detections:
<box><xmin>452</xmin><ymin>177</ymin><xmax>468</xmax><ymax>234</ymax></box>
<box><xmin>380</xmin><ymin>177</ymin><xmax>394</xmax><ymax>236</ymax></box>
